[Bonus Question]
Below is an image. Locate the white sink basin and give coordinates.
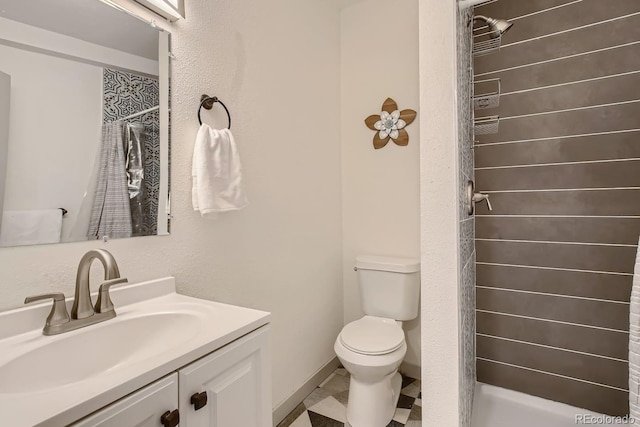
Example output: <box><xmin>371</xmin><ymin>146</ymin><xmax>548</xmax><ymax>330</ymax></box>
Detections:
<box><xmin>0</xmin><ymin>312</ymin><xmax>201</xmax><ymax>394</ymax></box>
<box><xmin>0</xmin><ymin>277</ymin><xmax>271</xmax><ymax>427</ymax></box>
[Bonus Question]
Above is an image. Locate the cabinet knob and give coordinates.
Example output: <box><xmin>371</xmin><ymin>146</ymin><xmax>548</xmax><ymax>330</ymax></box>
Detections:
<box><xmin>190</xmin><ymin>391</ymin><xmax>208</xmax><ymax>410</ymax></box>
<box><xmin>160</xmin><ymin>409</ymin><xmax>180</xmax><ymax>427</ymax></box>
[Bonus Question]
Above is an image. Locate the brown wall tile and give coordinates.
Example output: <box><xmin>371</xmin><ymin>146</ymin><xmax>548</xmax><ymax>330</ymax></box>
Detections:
<box><xmin>475</xmin><ymin>13</ymin><xmax>640</xmax><ymax>74</ymax></box>
<box><xmin>476</xmin><ymin>262</ymin><xmax>632</xmax><ymax>301</ymax></box>
<box><xmin>474</xmin><ymin>132</ymin><xmax>640</xmax><ymax>167</ymax></box>
<box><xmin>487</xmin><ymin>0</ymin><xmax>640</xmax><ymax>46</ymax></box>
<box><xmin>477</xmin><ymin>311</ymin><xmax>629</xmax><ymax>359</ymax></box>
<box><xmin>477</xmin><ymin>335</ymin><xmax>628</xmax><ymax>389</ymax></box>
<box><xmin>476</xmin><ymin>0</ymin><xmax>581</xmax><ymax>23</ymax></box>
<box><xmin>476</xmin><ymin>44</ymin><xmax>640</xmax><ymax>92</ymax></box>
<box><xmin>476</xmin><ymin>216</ymin><xmax>640</xmax><ymax>245</ymax></box>
<box><xmin>476</xmin><ymin>160</ymin><xmax>640</xmax><ymax>191</ymax></box>
<box><xmin>476</xmin><ymin>287</ymin><xmax>630</xmax><ymax>330</ymax></box>
<box><xmin>474</xmin><ymin>189</ymin><xmax>640</xmax><ymax>215</ymax></box>
<box><xmin>475</xmin><ymin>240</ymin><xmax>636</xmax><ymax>274</ymax></box>
<box><xmin>476</xmin><ymin>101</ymin><xmax>640</xmax><ymax>144</ymax></box>
<box><xmin>476</xmin><ymin>72</ymin><xmax>640</xmax><ymax>118</ymax></box>
<box><xmin>477</xmin><ymin>359</ymin><xmax>629</xmax><ymax>416</ymax></box>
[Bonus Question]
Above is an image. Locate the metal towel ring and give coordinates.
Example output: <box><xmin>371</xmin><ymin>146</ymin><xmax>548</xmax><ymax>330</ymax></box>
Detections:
<box><xmin>198</xmin><ymin>94</ymin><xmax>231</xmax><ymax>129</ymax></box>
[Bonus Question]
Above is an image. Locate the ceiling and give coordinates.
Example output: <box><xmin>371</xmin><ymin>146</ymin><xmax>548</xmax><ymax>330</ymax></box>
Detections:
<box><xmin>0</xmin><ymin>0</ymin><xmax>159</xmax><ymax>60</ymax></box>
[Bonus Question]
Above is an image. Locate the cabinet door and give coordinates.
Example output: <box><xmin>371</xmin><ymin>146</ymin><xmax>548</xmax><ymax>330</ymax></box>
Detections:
<box><xmin>179</xmin><ymin>325</ymin><xmax>271</xmax><ymax>427</ymax></box>
<box><xmin>72</xmin><ymin>373</ymin><xmax>179</xmax><ymax>427</ymax></box>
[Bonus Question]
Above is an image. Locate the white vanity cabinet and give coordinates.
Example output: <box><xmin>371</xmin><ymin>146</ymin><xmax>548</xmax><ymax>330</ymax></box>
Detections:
<box><xmin>179</xmin><ymin>324</ymin><xmax>271</xmax><ymax>427</ymax></box>
<box><xmin>72</xmin><ymin>326</ymin><xmax>271</xmax><ymax>427</ymax></box>
<box><xmin>72</xmin><ymin>374</ymin><xmax>179</xmax><ymax>427</ymax></box>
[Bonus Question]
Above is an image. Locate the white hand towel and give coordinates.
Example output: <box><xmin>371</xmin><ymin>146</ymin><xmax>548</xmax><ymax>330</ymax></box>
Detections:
<box><xmin>0</xmin><ymin>209</ymin><xmax>63</xmax><ymax>247</ymax></box>
<box><xmin>192</xmin><ymin>125</ymin><xmax>248</xmax><ymax>216</ymax></box>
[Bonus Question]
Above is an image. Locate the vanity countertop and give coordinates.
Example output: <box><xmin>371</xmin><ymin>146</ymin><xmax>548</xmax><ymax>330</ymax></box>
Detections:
<box><xmin>0</xmin><ymin>277</ymin><xmax>271</xmax><ymax>426</ymax></box>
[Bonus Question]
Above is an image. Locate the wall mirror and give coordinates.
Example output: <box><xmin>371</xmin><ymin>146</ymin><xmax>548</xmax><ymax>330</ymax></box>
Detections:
<box><xmin>0</xmin><ymin>0</ymin><xmax>171</xmax><ymax>248</ymax></box>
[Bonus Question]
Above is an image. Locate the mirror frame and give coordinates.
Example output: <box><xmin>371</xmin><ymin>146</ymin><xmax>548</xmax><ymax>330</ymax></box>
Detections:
<box><xmin>101</xmin><ymin>0</ymin><xmax>183</xmax><ymax>23</ymax></box>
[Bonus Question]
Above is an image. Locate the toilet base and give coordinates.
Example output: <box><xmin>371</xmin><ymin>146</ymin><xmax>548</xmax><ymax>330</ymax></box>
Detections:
<box><xmin>346</xmin><ymin>371</ymin><xmax>402</xmax><ymax>427</ymax></box>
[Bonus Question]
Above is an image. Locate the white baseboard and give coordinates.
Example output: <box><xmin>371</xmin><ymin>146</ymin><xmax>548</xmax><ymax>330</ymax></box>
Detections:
<box><xmin>399</xmin><ymin>361</ymin><xmax>421</xmax><ymax>381</ymax></box>
<box><xmin>272</xmin><ymin>357</ymin><xmax>341</xmax><ymax>426</ymax></box>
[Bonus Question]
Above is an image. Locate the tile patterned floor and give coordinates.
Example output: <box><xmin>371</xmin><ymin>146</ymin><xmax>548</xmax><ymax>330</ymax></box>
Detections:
<box><xmin>277</xmin><ymin>368</ymin><xmax>422</xmax><ymax>427</ymax></box>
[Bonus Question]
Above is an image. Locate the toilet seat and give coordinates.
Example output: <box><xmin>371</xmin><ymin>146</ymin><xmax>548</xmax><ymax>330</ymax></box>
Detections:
<box><xmin>339</xmin><ymin>316</ymin><xmax>404</xmax><ymax>356</ymax></box>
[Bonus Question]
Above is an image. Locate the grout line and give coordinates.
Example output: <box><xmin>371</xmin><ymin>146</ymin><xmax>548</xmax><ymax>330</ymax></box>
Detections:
<box><xmin>475</xmin><ymin>309</ymin><xmax>629</xmax><ymax>333</ymax></box>
<box><xmin>480</xmin><ymin>187</ymin><xmax>640</xmax><ymax>193</ymax></box>
<box><xmin>474</xmin><ymin>41</ymin><xmax>640</xmax><ymax>77</ymax></box>
<box><xmin>472</xmin><ymin>0</ymin><xmax>497</xmax><ymax>8</ymax></box>
<box><xmin>475</xmin><ymin>262</ymin><xmax>633</xmax><ymax>277</ymax></box>
<box><xmin>500</xmin><ymin>12</ymin><xmax>640</xmax><ymax>49</ymax></box>
<box><xmin>462</xmin><ymin>248</ymin><xmax>477</xmax><ymax>272</ymax></box>
<box><xmin>476</xmin><ymin>357</ymin><xmax>629</xmax><ymax>392</ymax></box>
<box><xmin>500</xmin><ymin>99</ymin><xmax>640</xmax><ymax>121</ymax></box>
<box><xmin>506</xmin><ymin>0</ymin><xmax>584</xmax><ymax>22</ymax></box>
<box><xmin>475</xmin><ymin>285</ymin><xmax>630</xmax><ymax>305</ymax></box>
<box><xmin>476</xmin><ymin>333</ymin><xmax>628</xmax><ymax>363</ymax></box>
<box><xmin>473</xmin><ymin>0</ymin><xmax>583</xmax><ymax>30</ymax></box>
<box><xmin>501</xmin><ymin>70</ymin><xmax>640</xmax><ymax>97</ymax></box>
<box><xmin>475</xmin><ymin>214</ymin><xmax>640</xmax><ymax>219</ymax></box>
<box><xmin>474</xmin><ymin>129</ymin><xmax>640</xmax><ymax>148</ymax></box>
<box><xmin>475</xmin><ymin>158</ymin><xmax>640</xmax><ymax>170</ymax></box>
<box><xmin>475</xmin><ymin>238</ymin><xmax>637</xmax><ymax>248</ymax></box>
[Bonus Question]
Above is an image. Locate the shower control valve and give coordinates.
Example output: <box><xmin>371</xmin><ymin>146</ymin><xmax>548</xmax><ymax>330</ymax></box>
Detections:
<box><xmin>466</xmin><ymin>181</ymin><xmax>493</xmax><ymax>214</ymax></box>
<box><xmin>472</xmin><ymin>192</ymin><xmax>492</xmax><ymax>211</ymax></box>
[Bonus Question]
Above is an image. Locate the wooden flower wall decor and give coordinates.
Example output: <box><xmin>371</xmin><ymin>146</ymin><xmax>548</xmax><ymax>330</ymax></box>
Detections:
<box><xmin>365</xmin><ymin>98</ymin><xmax>417</xmax><ymax>149</ymax></box>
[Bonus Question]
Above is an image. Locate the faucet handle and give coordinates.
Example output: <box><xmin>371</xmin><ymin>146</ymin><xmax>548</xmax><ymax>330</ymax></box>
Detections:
<box><xmin>95</xmin><ymin>278</ymin><xmax>128</xmax><ymax>314</ymax></box>
<box><xmin>483</xmin><ymin>194</ymin><xmax>493</xmax><ymax>211</ymax></box>
<box><xmin>24</xmin><ymin>293</ymin><xmax>71</xmax><ymax>333</ymax></box>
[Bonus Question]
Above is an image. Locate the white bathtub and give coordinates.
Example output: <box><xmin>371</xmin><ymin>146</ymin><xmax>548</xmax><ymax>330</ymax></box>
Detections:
<box><xmin>471</xmin><ymin>383</ymin><xmax>634</xmax><ymax>427</ymax></box>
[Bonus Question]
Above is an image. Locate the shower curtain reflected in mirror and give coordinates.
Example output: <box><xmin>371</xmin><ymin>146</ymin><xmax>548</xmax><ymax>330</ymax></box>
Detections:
<box><xmin>80</xmin><ymin>120</ymin><xmax>151</xmax><ymax>241</ymax></box>
<box><xmin>87</xmin><ymin>121</ymin><xmax>132</xmax><ymax>239</ymax></box>
<box><xmin>126</xmin><ymin>122</ymin><xmax>146</xmax><ymax>237</ymax></box>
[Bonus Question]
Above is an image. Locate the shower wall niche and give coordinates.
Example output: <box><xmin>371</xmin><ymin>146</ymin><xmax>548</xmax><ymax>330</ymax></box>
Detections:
<box><xmin>473</xmin><ymin>0</ymin><xmax>640</xmax><ymax>416</ymax></box>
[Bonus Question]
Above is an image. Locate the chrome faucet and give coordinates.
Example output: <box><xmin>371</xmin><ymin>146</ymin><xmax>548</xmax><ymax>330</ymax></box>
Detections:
<box><xmin>25</xmin><ymin>249</ymin><xmax>127</xmax><ymax>335</ymax></box>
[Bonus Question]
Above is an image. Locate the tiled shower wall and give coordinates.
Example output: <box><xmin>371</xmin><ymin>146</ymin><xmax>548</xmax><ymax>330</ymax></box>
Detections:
<box><xmin>457</xmin><ymin>6</ymin><xmax>475</xmax><ymax>427</ymax></box>
<box><xmin>473</xmin><ymin>0</ymin><xmax>640</xmax><ymax>416</ymax></box>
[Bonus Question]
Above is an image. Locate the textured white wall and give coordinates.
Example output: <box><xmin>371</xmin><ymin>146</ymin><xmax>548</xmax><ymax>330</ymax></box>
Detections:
<box><xmin>419</xmin><ymin>0</ymin><xmax>462</xmax><ymax>425</ymax></box>
<box><xmin>0</xmin><ymin>45</ymin><xmax>102</xmax><ymax>241</ymax></box>
<box><xmin>340</xmin><ymin>0</ymin><xmax>421</xmax><ymax>368</ymax></box>
<box><xmin>0</xmin><ymin>72</ymin><xmax>9</xmax><ymax>231</ymax></box>
<box><xmin>0</xmin><ymin>0</ymin><xmax>343</xmax><ymax>410</ymax></box>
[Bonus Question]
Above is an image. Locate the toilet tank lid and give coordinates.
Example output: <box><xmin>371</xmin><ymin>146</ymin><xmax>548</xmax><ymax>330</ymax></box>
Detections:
<box><xmin>355</xmin><ymin>255</ymin><xmax>420</xmax><ymax>273</ymax></box>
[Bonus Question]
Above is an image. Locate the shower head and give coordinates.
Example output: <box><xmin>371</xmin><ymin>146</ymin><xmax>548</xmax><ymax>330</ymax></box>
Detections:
<box><xmin>474</xmin><ymin>15</ymin><xmax>514</xmax><ymax>39</ymax></box>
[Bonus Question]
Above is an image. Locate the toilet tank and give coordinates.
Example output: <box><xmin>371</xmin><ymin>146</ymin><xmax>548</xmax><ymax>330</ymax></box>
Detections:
<box><xmin>356</xmin><ymin>255</ymin><xmax>420</xmax><ymax>321</ymax></box>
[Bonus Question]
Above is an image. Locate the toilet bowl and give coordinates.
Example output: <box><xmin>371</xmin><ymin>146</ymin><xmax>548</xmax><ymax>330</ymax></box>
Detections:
<box><xmin>334</xmin><ymin>316</ymin><xmax>407</xmax><ymax>427</ymax></box>
<box><xmin>335</xmin><ymin>255</ymin><xmax>420</xmax><ymax>427</ymax></box>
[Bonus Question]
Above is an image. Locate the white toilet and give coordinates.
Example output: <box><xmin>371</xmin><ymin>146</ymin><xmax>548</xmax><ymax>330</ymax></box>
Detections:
<box><xmin>334</xmin><ymin>255</ymin><xmax>420</xmax><ymax>427</ymax></box>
